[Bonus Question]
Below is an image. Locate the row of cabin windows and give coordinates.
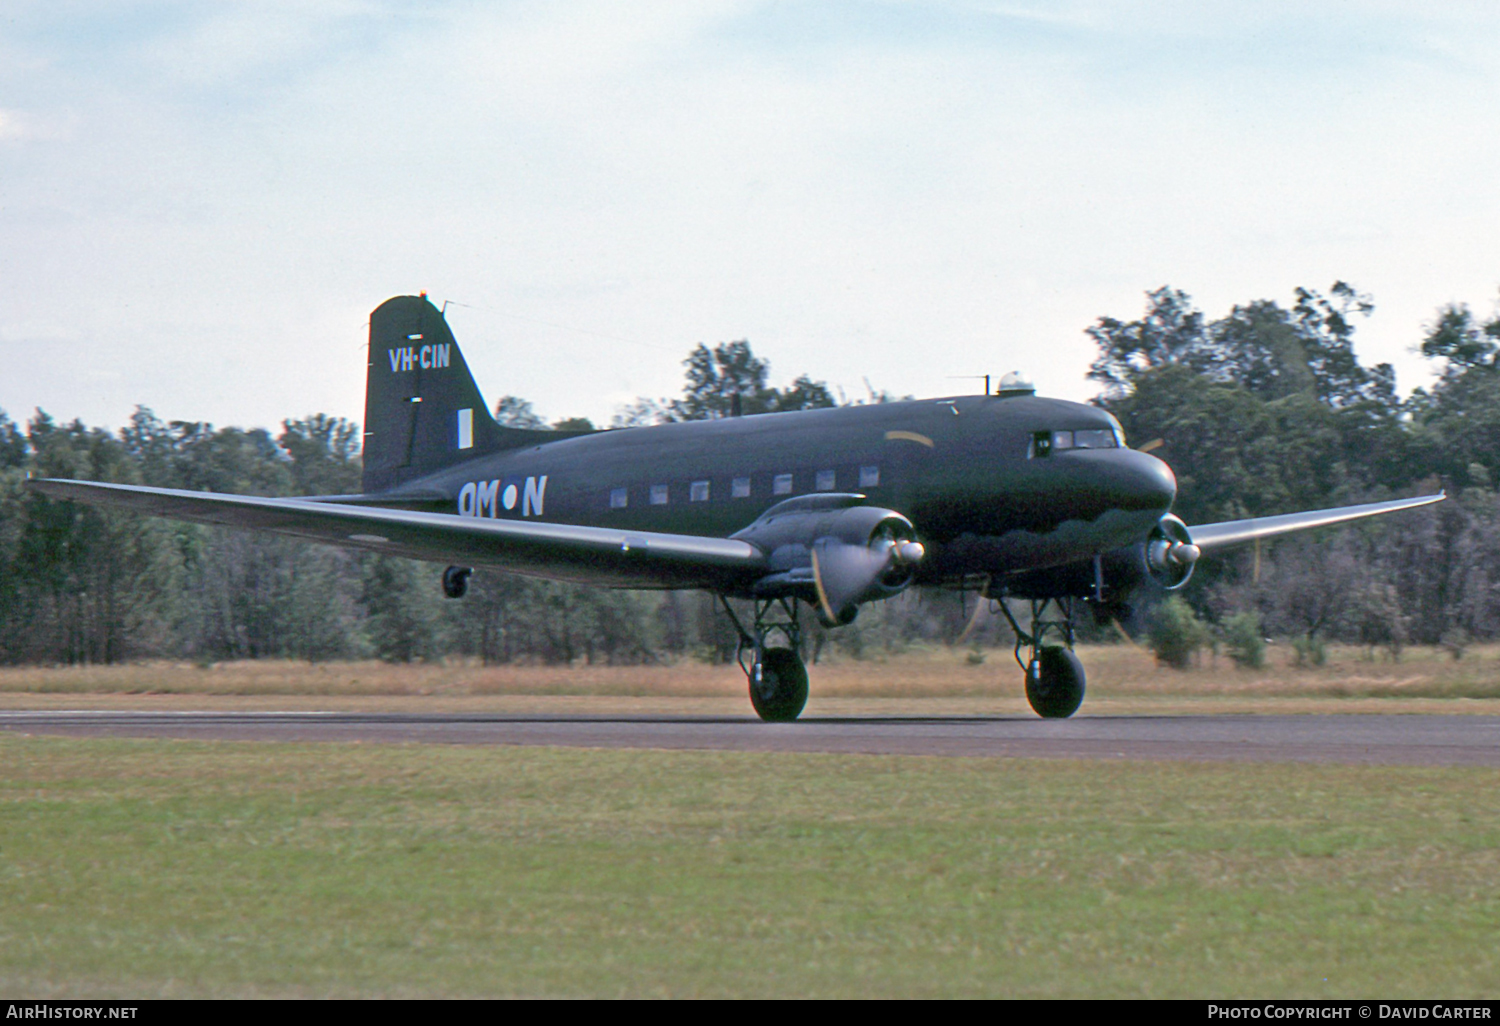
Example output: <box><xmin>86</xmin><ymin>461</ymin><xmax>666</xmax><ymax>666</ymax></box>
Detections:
<box><xmin>608</xmin><ymin>465</ymin><xmax>880</xmax><ymax>510</ymax></box>
<box><xmin>1030</xmin><ymin>427</ymin><xmax>1123</xmax><ymax>458</ymax></box>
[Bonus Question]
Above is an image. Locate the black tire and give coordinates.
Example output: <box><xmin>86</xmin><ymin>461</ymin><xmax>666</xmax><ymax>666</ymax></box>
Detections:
<box><xmin>1025</xmin><ymin>646</ymin><xmax>1085</xmax><ymax>719</ymax></box>
<box><xmin>749</xmin><ymin>647</ymin><xmax>809</xmax><ymax>722</ymax></box>
<box><xmin>442</xmin><ymin>565</ymin><xmax>472</xmax><ymax>599</ymax></box>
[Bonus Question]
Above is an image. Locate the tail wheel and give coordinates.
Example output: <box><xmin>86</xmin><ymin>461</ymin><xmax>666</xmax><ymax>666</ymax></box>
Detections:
<box><xmin>749</xmin><ymin>648</ymin><xmax>809</xmax><ymax>722</ymax></box>
<box><xmin>442</xmin><ymin>565</ymin><xmax>472</xmax><ymax>599</ymax></box>
<box><xmin>1026</xmin><ymin>646</ymin><xmax>1085</xmax><ymax>719</ymax></box>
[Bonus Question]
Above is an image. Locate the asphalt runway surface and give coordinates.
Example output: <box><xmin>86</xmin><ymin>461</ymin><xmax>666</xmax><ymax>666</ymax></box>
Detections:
<box><xmin>2</xmin><ymin>710</ymin><xmax>1498</xmax><ymax>765</ymax></box>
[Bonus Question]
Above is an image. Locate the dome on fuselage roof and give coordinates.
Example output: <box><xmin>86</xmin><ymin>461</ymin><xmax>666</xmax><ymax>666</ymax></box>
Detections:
<box><xmin>995</xmin><ymin>371</ymin><xmax>1035</xmax><ymax>397</ymax></box>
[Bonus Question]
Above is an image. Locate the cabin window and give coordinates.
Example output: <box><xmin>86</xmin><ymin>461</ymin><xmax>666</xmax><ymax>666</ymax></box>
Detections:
<box><xmin>815</xmin><ymin>470</ymin><xmax>836</xmax><ymax>491</ymax></box>
<box><xmin>650</xmin><ymin>484</ymin><xmax>669</xmax><ymax>505</ymax></box>
<box><xmin>732</xmin><ymin>477</ymin><xmax>751</xmax><ymax>498</ymax></box>
<box><xmin>773</xmin><ymin>473</ymin><xmax>793</xmax><ymax>495</ymax></box>
<box><xmin>690</xmin><ymin>480</ymin><xmax>710</xmax><ymax>502</ymax></box>
<box><xmin>859</xmin><ymin>465</ymin><xmax>879</xmax><ymax>488</ymax></box>
<box><xmin>1031</xmin><ymin>431</ymin><xmax>1053</xmax><ymax>458</ymax></box>
<box><xmin>609</xmin><ymin>488</ymin><xmax>628</xmax><ymax>509</ymax></box>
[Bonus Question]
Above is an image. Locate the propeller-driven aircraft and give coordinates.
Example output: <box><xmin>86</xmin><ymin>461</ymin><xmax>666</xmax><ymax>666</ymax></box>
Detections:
<box><xmin>29</xmin><ymin>295</ymin><xmax>1443</xmax><ymax>720</ymax></box>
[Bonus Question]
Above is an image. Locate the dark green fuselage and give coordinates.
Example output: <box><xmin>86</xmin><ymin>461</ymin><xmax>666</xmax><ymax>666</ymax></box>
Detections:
<box><xmin>381</xmin><ymin>393</ymin><xmax>1177</xmax><ymax>595</ymax></box>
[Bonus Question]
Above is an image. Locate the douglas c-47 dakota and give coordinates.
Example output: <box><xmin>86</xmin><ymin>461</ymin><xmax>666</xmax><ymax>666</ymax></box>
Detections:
<box><xmin>29</xmin><ymin>296</ymin><xmax>1444</xmax><ymax>720</ymax></box>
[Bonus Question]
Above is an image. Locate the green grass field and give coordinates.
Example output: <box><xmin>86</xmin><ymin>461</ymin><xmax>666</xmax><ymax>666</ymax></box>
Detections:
<box><xmin>2</xmin><ymin>734</ymin><xmax>1498</xmax><ymax>998</ymax></box>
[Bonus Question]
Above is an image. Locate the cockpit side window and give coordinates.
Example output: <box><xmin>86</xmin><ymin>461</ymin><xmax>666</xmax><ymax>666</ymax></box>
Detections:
<box><xmin>1030</xmin><ymin>430</ymin><xmax>1052</xmax><ymax>458</ymax></box>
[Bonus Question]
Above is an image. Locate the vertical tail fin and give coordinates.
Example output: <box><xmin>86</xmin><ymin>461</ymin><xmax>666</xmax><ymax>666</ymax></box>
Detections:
<box><xmin>361</xmin><ymin>295</ymin><xmax>504</xmax><ymax>494</ymax></box>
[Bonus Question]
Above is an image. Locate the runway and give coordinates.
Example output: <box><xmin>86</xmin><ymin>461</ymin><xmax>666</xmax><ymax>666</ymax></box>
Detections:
<box><xmin>1</xmin><ymin>710</ymin><xmax>1498</xmax><ymax>765</ymax></box>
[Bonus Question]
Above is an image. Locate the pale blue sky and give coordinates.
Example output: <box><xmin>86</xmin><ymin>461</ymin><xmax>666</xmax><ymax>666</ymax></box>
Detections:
<box><xmin>2</xmin><ymin>2</ymin><xmax>1497</xmax><ymax>431</ymax></box>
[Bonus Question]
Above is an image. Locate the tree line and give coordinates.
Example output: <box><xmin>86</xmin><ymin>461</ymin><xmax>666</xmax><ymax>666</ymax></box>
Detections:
<box><xmin>0</xmin><ymin>340</ymin><xmax>963</xmax><ymax>666</ymax></box>
<box><xmin>1</xmin><ymin>287</ymin><xmax>1498</xmax><ymax>667</ymax></box>
<box><xmin>1092</xmin><ymin>283</ymin><xmax>1500</xmax><ymax>660</ymax></box>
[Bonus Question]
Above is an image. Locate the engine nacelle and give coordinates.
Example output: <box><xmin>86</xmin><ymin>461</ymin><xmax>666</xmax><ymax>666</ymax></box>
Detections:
<box><xmin>1144</xmin><ymin>513</ymin><xmax>1200</xmax><ymax>591</ymax></box>
<box><xmin>732</xmin><ymin>494</ymin><xmax>926</xmax><ymax>626</ymax></box>
<box><xmin>1000</xmin><ymin>513</ymin><xmax>1202</xmax><ymax>609</ymax></box>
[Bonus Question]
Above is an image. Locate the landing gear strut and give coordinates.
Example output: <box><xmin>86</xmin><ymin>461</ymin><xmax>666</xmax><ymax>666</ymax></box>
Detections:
<box><xmin>996</xmin><ymin>596</ymin><xmax>1086</xmax><ymax>719</ymax></box>
<box><xmin>442</xmin><ymin>565</ymin><xmax>473</xmax><ymax>599</ymax></box>
<box><xmin>721</xmin><ymin>596</ymin><xmax>809</xmax><ymax>722</ymax></box>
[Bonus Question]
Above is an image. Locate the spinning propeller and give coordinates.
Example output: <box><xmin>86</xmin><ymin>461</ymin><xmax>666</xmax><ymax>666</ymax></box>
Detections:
<box><xmin>810</xmin><ymin>519</ymin><xmax>926</xmax><ymax>626</ymax></box>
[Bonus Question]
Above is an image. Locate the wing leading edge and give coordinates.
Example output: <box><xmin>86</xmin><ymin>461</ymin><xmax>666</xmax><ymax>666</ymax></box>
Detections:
<box><xmin>25</xmin><ymin>478</ymin><xmax>765</xmax><ymax>590</ymax></box>
<box><xmin>1188</xmin><ymin>493</ymin><xmax>1445</xmax><ymax>553</ymax></box>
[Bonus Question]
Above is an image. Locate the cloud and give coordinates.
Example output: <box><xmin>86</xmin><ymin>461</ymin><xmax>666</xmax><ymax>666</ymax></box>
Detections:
<box><xmin>0</xmin><ymin>107</ymin><xmax>71</xmax><ymax>142</ymax></box>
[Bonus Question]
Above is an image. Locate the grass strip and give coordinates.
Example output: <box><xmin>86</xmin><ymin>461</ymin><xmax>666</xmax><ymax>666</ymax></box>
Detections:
<box><xmin>1</xmin><ymin>735</ymin><xmax>1497</xmax><ymax>998</ymax></box>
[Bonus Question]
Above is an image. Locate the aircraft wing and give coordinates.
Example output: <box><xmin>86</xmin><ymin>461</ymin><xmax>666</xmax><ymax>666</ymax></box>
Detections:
<box><xmin>24</xmin><ymin>478</ymin><xmax>766</xmax><ymax>588</ymax></box>
<box><xmin>1188</xmin><ymin>493</ymin><xmax>1445</xmax><ymax>553</ymax></box>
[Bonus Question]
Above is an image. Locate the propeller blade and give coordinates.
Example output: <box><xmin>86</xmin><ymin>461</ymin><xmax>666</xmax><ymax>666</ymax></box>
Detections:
<box><xmin>811</xmin><ymin>537</ymin><xmax>898</xmax><ymax>625</ymax></box>
<box><xmin>810</xmin><ymin>547</ymin><xmax>839</xmax><ymax>626</ymax></box>
<box><xmin>955</xmin><ymin>581</ymin><xmax>992</xmax><ymax>646</ymax></box>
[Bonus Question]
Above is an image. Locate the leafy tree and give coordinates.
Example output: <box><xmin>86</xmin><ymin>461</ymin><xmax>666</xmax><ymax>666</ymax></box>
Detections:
<box><xmin>1222</xmin><ymin>611</ymin><xmax>1266</xmax><ymax>669</ymax></box>
<box><xmin>493</xmin><ymin>398</ymin><xmax>594</xmax><ymax>433</ymax></box>
<box><xmin>494</xmin><ymin>395</ymin><xmax>547</xmax><ymax>429</ymax></box>
<box><xmin>1147</xmin><ymin>596</ymin><xmax>1210</xmax><ymax>668</ymax></box>
<box><xmin>669</xmin><ymin>341</ymin><xmax>775</xmax><ymax>420</ymax></box>
<box><xmin>1090</xmin><ymin>282</ymin><xmax>1393</xmax><ymax>411</ymax></box>
<box><xmin>1290</xmin><ymin>282</ymin><xmax>1395</xmax><ymax>410</ymax></box>
<box><xmin>610</xmin><ymin>399</ymin><xmax>662</xmax><ymax>429</ymax></box>
<box><xmin>1205</xmin><ymin>299</ymin><xmax>1320</xmax><ymax>401</ymax></box>
<box><xmin>771</xmin><ymin>374</ymin><xmax>838</xmax><ymax>413</ymax></box>
<box><xmin>1094</xmin><ymin>285</ymin><xmax>1412</xmax><ymax>522</ymax></box>
<box><xmin>625</xmin><ymin>340</ymin><xmax>837</xmax><ymax>423</ymax></box>
<box><xmin>1101</xmin><ymin>364</ymin><xmax>1350</xmax><ymax>525</ymax></box>
<box><xmin>120</xmin><ymin>407</ymin><xmax>291</xmax><ymax>495</ymax></box>
<box><xmin>362</xmin><ymin>555</ymin><xmax>442</xmax><ymax>663</ymax></box>
<box><xmin>279</xmin><ymin>414</ymin><xmax>361</xmax><ymax>496</ymax></box>
<box><xmin>1087</xmin><ymin>287</ymin><xmax>1210</xmax><ymax>396</ymax></box>
<box><xmin>1409</xmin><ymin>298</ymin><xmax>1500</xmax><ymax>485</ymax></box>
<box><xmin>1420</xmin><ymin>302</ymin><xmax>1500</xmax><ymax>373</ymax></box>
<box><xmin>0</xmin><ymin>412</ymin><xmax>26</xmax><ymax>469</ymax></box>
<box><xmin>181</xmin><ymin>531</ymin><xmax>364</xmax><ymax>661</ymax></box>
<box><xmin>11</xmin><ymin>412</ymin><xmax>174</xmax><ymax>663</ymax></box>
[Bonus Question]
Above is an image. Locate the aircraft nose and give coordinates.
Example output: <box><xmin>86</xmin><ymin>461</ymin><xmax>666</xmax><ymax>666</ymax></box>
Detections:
<box><xmin>1109</xmin><ymin>447</ymin><xmax>1177</xmax><ymax>514</ymax></box>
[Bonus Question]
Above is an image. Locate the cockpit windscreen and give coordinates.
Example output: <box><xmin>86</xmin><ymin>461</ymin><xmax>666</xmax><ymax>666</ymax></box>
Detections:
<box><xmin>1031</xmin><ymin>427</ymin><xmax>1125</xmax><ymax>457</ymax></box>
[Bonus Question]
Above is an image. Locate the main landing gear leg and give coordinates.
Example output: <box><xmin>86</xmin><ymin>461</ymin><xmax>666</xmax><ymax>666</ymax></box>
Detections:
<box><xmin>996</xmin><ymin>595</ymin><xmax>1086</xmax><ymax>719</ymax></box>
<box><xmin>721</xmin><ymin>596</ymin><xmax>809</xmax><ymax>723</ymax></box>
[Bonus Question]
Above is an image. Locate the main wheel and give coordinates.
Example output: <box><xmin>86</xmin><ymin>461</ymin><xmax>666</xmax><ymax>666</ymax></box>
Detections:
<box><xmin>1025</xmin><ymin>646</ymin><xmax>1085</xmax><ymax>719</ymax></box>
<box><xmin>749</xmin><ymin>647</ymin><xmax>809</xmax><ymax>722</ymax></box>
